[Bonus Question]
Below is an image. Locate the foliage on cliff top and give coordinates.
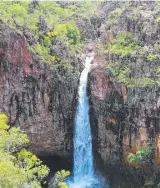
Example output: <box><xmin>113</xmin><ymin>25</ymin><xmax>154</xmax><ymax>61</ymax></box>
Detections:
<box><xmin>0</xmin><ymin>113</ymin><xmax>49</xmax><ymax>188</ymax></box>
<box><xmin>0</xmin><ymin>1</ymin><xmax>100</xmax><ymax>67</ymax></box>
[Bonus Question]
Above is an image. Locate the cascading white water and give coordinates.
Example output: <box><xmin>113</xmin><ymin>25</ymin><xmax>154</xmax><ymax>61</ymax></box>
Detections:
<box><xmin>67</xmin><ymin>54</ymin><xmax>103</xmax><ymax>188</ymax></box>
<box><xmin>73</xmin><ymin>55</ymin><xmax>94</xmax><ymax>178</ymax></box>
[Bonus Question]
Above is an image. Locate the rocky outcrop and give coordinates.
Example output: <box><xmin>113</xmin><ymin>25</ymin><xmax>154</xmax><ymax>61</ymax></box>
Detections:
<box><xmin>0</xmin><ymin>22</ymin><xmax>80</xmax><ymax>157</ymax></box>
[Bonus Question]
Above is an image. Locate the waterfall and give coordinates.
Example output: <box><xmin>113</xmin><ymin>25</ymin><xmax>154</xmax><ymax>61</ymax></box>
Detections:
<box><xmin>73</xmin><ymin>55</ymin><xmax>94</xmax><ymax>179</ymax></box>
<box><xmin>67</xmin><ymin>54</ymin><xmax>103</xmax><ymax>188</ymax></box>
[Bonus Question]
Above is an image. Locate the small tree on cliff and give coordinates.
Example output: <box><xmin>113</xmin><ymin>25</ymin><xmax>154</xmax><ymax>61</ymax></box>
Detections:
<box><xmin>0</xmin><ymin>113</ymin><xmax>50</xmax><ymax>188</ymax></box>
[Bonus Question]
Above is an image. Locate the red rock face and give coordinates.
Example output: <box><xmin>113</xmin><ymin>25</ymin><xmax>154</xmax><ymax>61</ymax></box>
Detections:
<box><xmin>0</xmin><ymin>23</ymin><xmax>78</xmax><ymax>157</ymax></box>
<box><xmin>0</xmin><ymin>34</ymin><xmax>35</xmax><ymax>74</ymax></box>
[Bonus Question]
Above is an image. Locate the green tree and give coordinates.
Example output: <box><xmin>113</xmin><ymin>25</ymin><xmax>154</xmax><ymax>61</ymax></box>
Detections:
<box><xmin>127</xmin><ymin>147</ymin><xmax>154</xmax><ymax>166</ymax></box>
<box><xmin>0</xmin><ymin>113</ymin><xmax>49</xmax><ymax>188</ymax></box>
